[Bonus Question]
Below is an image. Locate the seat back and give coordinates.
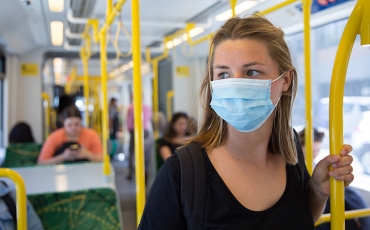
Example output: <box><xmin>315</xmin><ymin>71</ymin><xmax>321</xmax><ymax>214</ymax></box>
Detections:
<box><xmin>28</xmin><ymin>187</ymin><xmax>122</xmax><ymax>230</ymax></box>
<box><xmin>3</xmin><ymin>143</ymin><xmax>42</xmax><ymax>167</ymax></box>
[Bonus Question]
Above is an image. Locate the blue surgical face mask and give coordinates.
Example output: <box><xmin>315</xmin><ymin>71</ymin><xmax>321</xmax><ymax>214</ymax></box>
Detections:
<box><xmin>210</xmin><ymin>73</ymin><xmax>284</xmax><ymax>132</ymax></box>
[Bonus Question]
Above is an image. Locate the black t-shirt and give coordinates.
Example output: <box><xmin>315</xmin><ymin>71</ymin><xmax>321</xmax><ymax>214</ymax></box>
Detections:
<box><xmin>139</xmin><ymin>149</ymin><xmax>314</xmax><ymax>230</ymax></box>
<box><xmin>158</xmin><ymin>138</ymin><xmax>182</xmax><ymax>155</ymax></box>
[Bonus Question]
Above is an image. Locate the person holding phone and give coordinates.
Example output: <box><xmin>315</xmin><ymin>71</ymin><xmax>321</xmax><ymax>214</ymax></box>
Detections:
<box><xmin>38</xmin><ymin>106</ymin><xmax>103</xmax><ymax>165</ymax></box>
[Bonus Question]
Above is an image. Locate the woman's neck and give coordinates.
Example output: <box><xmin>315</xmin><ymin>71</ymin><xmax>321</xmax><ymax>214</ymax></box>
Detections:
<box><xmin>223</xmin><ymin>119</ymin><xmax>274</xmax><ymax>163</ymax></box>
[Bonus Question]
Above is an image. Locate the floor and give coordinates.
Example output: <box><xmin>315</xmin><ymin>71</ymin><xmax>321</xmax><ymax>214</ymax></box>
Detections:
<box><xmin>111</xmin><ymin>142</ymin><xmax>156</xmax><ymax>230</ymax></box>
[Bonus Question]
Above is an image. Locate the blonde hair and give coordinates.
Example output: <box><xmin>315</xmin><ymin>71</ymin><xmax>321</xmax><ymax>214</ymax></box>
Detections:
<box><xmin>190</xmin><ymin>15</ymin><xmax>298</xmax><ymax>164</ymax></box>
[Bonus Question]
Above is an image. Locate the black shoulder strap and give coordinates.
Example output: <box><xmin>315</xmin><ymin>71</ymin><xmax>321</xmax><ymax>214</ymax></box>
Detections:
<box><xmin>1</xmin><ymin>181</ymin><xmax>17</xmax><ymax>229</ymax></box>
<box><xmin>293</xmin><ymin>130</ymin><xmax>306</xmax><ymax>186</ymax></box>
<box><xmin>176</xmin><ymin>142</ymin><xmax>206</xmax><ymax>229</ymax></box>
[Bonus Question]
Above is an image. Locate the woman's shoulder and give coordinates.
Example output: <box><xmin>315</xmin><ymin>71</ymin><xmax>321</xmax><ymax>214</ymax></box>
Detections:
<box><xmin>160</xmin><ymin>153</ymin><xmax>181</xmax><ymax>174</ymax></box>
<box><xmin>159</xmin><ymin>137</ymin><xmax>172</xmax><ymax>146</ymax></box>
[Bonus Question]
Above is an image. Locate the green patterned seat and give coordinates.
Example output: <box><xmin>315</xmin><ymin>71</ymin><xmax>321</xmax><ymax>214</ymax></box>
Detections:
<box><xmin>28</xmin><ymin>188</ymin><xmax>122</xmax><ymax>230</ymax></box>
<box><xmin>3</xmin><ymin>143</ymin><xmax>42</xmax><ymax>167</ymax></box>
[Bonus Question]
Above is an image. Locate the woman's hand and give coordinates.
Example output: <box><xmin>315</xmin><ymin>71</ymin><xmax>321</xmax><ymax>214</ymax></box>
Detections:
<box><xmin>311</xmin><ymin>144</ymin><xmax>354</xmax><ymax>197</ymax></box>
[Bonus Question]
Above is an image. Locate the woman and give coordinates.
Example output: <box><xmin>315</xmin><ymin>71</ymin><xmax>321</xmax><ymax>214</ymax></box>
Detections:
<box><xmin>159</xmin><ymin>112</ymin><xmax>191</xmax><ymax>161</ymax></box>
<box><xmin>8</xmin><ymin>122</ymin><xmax>35</xmax><ymax>143</ymax></box>
<box><xmin>38</xmin><ymin>106</ymin><xmax>103</xmax><ymax>165</ymax></box>
<box><xmin>139</xmin><ymin>15</ymin><xmax>354</xmax><ymax>229</ymax></box>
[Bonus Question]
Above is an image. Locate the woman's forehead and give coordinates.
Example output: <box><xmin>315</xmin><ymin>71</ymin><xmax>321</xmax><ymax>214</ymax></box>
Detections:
<box><xmin>213</xmin><ymin>39</ymin><xmax>272</xmax><ymax>65</ymax></box>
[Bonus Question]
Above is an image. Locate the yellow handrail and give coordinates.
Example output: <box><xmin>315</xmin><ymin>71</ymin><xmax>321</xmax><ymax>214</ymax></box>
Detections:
<box><xmin>230</xmin><ymin>0</ymin><xmax>237</xmax><ymax>17</ymax></box>
<box><xmin>41</xmin><ymin>92</ymin><xmax>50</xmax><ymax>139</ymax></box>
<box><xmin>0</xmin><ymin>169</ymin><xmax>27</xmax><ymax>230</ymax></box>
<box><xmin>303</xmin><ymin>0</ymin><xmax>313</xmax><ymax>175</ymax></box>
<box><xmin>166</xmin><ymin>90</ymin><xmax>174</xmax><ymax>122</ymax></box>
<box><xmin>147</xmin><ymin>39</ymin><xmax>169</xmax><ymax>140</ymax></box>
<box><xmin>258</xmin><ymin>0</ymin><xmax>297</xmax><ymax>15</ymax></box>
<box><xmin>329</xmin><ymin>0</ymin><xmax>368</xmax><ymax>228</ymax></box>
<box><xmin>131</xmin><ymin>0</ymin><xmax>146</xmax><ymax>225</ymax></box>
<box><xmin>80</xmin><ymin>44</ymin><xmax>90</xmax><ymax>127</ymax></box>
<box><xmin>99</xmin><ymin>0</ymin><xmax>127</xmax><ymax>177</ymax></box>
<box><xmin>316</xmin><ymin>208</ymin><xmax>370</xmax><ymax>226</ymax></box>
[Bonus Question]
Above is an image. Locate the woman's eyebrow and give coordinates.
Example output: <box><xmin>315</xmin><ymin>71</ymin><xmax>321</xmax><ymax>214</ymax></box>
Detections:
<box><xmin>214</xmin><ymin>65</ymin><xmax>229</xmax><ymax>69</ymax></box>
<box><xmin>242</xmin><ymin>62</ymin><xmax>264</xmax><ymax>68</ymax></box>
<box><xmin>214</xmin><ymin>62</ymin><xmax>264</xmax><ymax>69</ymax></box>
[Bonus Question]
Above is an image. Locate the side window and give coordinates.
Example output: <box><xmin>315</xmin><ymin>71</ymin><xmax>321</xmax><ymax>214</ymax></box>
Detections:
<box><xmin>343</xmin><ymin>103</ymin><xmax>353</xmax><ymax>113</ymax></box>
<box><xmin>360</xmin><ymin>105</ymin><xmax>370</xmax><ymax>113</ymax></box>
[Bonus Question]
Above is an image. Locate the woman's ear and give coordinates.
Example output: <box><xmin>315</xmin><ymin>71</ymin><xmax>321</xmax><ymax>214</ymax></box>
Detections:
<box><xmin>281</xmin><ymin>70</ymin><xmax>293</xmax><ymax>92</ymax></box>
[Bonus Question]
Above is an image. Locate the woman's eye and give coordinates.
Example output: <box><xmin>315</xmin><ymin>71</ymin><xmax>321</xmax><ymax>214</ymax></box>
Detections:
<box><xmin>246</xmin><ymin>70</ymin><xmax>260</xmax><ymax>77</ymax></box>
<box><xmin>218</xmin><ymin>72</ymin><xmax>230</xmax><ymax>79</ymax></box>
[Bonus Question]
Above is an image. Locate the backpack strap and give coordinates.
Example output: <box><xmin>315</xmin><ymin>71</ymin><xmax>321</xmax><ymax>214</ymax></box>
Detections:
<box><xmin>293</xmin><ymin>130</ymin><xmax>306</xmax><ymax>187</ymax></box>
<box><xmin>1</xmin><ymin>181</ymin><xmax>17</xmax><ymax>229</ymax></box>
<box><xmin>176</xmin><ymin>142</ymin><xmax>206</xmax><ymax>229</ymax></box>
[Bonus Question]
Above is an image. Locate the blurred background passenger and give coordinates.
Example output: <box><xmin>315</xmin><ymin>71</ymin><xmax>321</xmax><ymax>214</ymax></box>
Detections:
<box><xmin>109</xmin><ymin>97</ymin><xmax>121</xmax><ymax>157</ymax></box>
<box><xmin>38</xmin><ymin>106</ymin><xmax>103</xmax><ymax>165</ymax></box>
<box><xmin>126</xmin><ymin>94</ymin><xmax>153</xmax><ymax>180</ymax></box>
<box><xmin>158</xmin><ymin>112</ymin><xmax>191</xmax><ymax>161</ymax></box>
<box><xmin>8</xmin><ymin>122</ymin><xmax>35</xmax><ymax>144</ymax></box>
<box><xmin>299</xmin><ymin>127</ymin><xmax>324</xmax><ymax>159</ymax></box>
<box><xmin>299</xmin><ymin>127</ymin><xmax>370</xmax><ymax>230</ymax></box>
<box><xmin>56</xmin><ymin>94</ymin><xmax>75</xmax><ymax>129</ymax></box>
<box><xmin>152</xmin><ymin>111</ymin><xmax>168</xmax><ymax>138</ymax></box>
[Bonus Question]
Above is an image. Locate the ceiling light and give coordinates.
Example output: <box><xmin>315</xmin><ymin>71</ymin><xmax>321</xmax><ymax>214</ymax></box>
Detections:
<box><xmin>215</xmin><ymin>1</ymin><xmax>258</xmax><ymax>21</ymax></box>
<box><xmin>48</xmin><ymin>0</ymin><xmax>64</xmax><ymax>12</ymax></box>
<box><xmin>50</xmin><ymin>21</ymin><xmax>64</xmax><ymax>46</ymax></box>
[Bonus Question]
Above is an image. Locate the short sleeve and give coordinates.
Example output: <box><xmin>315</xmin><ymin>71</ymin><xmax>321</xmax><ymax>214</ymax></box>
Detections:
<box><xmin>158</xmin><ymin>138</ymin><xmax>171</xmax><ymax>150</ymax></box>
<box><xmin>138</xmin><ymin>155</ymin><xmax>186</xmax><ymax>230</ymax></box>
<box><xmin>38</xmin><ymin>130</ymin><xmax>63</xmax><ymax>161</ymax></box>
<box><xmin>87</xmin><ymin>129</ymin><xmax>103</xmax><ymax>154</ymax></box>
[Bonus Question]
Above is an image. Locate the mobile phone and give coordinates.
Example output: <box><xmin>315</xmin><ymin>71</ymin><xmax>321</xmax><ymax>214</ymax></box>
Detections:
<box><xmin>69</xmin><ymin>144</ymin><xmax>79</xmax><ymax>151</ymax></box>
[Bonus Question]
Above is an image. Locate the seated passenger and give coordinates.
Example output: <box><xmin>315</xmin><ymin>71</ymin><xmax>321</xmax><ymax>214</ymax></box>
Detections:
<box><xmin>158</xmin><ymin>112</ymin><xmax>191</xmax><ymax>161</ymax></box>
<box><xmin>0</xmin><ymin>180</ymin><xmax>44</xmax><ymax>230</ymax></box>
<box><xmin>38</xmin><ymin>106</ymin><xmax>103</xmax><ymax>165</ymax></box>
<box><xmin>8</xmin><ymin>122</ymin><xmax>35</xmax><ymax>144</ymax></box>
<box><xmin>299</xmin><ymin>127</ymin><xmax>370</xmax><ymax>230</ymax></box>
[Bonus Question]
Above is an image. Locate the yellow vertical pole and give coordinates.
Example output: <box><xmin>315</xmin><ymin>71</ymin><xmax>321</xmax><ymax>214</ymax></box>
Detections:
<box><xmin>329</xmin><ymin>0</ymin><xmax>364</xmax><ymax>228</ymax></box>
<box><xmin>41</xmin><ymin>93</ymin><xmax>50</xmax><ymax>139</ymax></box>
<box><xmin>100</xmin><ymin>2</ymin><xmax>111</xmax><ymax>176</ymax></box>
<box><xmin>131</xmin><ymin>0</ymin><xmax>145</xmax><ymax>225</ymax></box>
<box><xmin>99</xmin><ymin>30</ymin><xmax>110</xmax><ymax>176</ymax></box>
<box><xmin>106</xmin><ymin>0</ymin><xmax>112</xmax><ymax>21</ymax></box>
<box><xmin>0</xmin><ymin>169</ymin><xmax>27</xmax><ymax>230</ymax></box>
<box><xmin>151</xmin><ymin>43</ymin><xmax>168</xmax><ymax>140</ymax></box>
<box><xmin>230</xmin><ymin>0</ymin><xmax>237</xmax><ymax>17</ymax></box>
<box><xmin>302</xmin><ymin>0</ymin><xmax>313</xmax><ymax>175</ymax></box>
<box><xmin>152</xmin><ymin>60</ymin><xmax>159</xmax><ymax>139</ymax></box>
<box><xmin>360</xmin><ymin>0</ymin><xmax>370</xmax><ymax>46</ymax></box>
<box><xmin>81</xmin><ymin>44</ymin><xmax>90</xmax><ymax>127</ymax></box>
<box><xmin>166</xmin><ymin>90</ymin><xmax>174</xmax><ymax>122</ymax></box>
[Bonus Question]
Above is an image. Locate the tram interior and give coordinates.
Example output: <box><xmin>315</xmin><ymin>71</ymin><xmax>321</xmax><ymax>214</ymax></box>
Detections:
<box><xmin>0</xmin><ymin>0</ymin><xmax>370</xmax><ymax>229</ymax></box>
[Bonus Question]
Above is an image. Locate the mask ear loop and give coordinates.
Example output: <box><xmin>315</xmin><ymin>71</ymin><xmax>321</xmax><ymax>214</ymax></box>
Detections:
<box><xmin>272</xmin><ymin>72</ymin><xmax>285</xmax><ymax>106</ymax></box>
<box><xmin>271</xmin><ymin>72</ymin><xmax>285</xmax><ymax>83</ymax></box>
